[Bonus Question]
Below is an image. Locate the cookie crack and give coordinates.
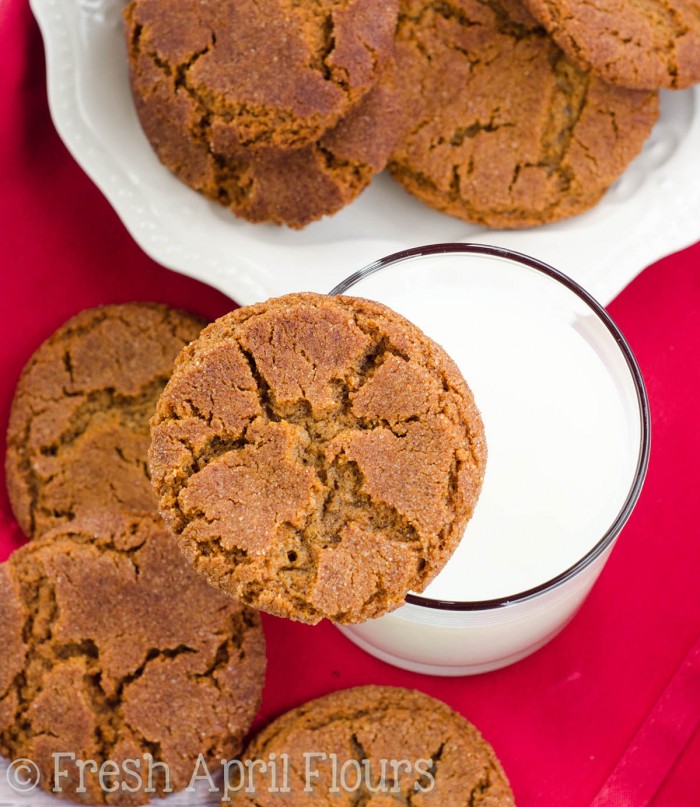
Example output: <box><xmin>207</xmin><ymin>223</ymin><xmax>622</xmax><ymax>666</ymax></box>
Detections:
<box><xmin>237</xmin><ymin>345</ymin><xmax>278</xmax><ymax>424</ymax></box>
<box><xmin>12</xmin><ymin>377</ymin><xmax>169</xmax><ymax>535</ymax></box>
<box><xmin>434</xmin><ymin>0</ymin><xmax>483</xmax><ymax>29</ymax></box>
<box><xmin>449</xmin><ymin>117</ymin><xmax>515</xmax><ymax>148</ymax></box>
<box><xmin>82</xmin><ymin>644</ymin><xmax>197</xmax><ymax>766</ymax></box>
<box><xmin>114</xmin><ymin>446</ymin><xmax>151</xmax><ymax>487</ymax></box>
<box><xmin>321</xmin><ymin>457</ymin><xmax>420</xmax><ymax>543</ymax></box>
<box><xmin>62</xmin><ymin>349</ymin><xmax>75</xmax><ymax>384</ymax></box>
<box><xmin>60</xmin><ymin>530</ymin><xmax>149</xmax><ymax>563</ymax></box>
<box><xmin>173</xmin><ymin>40</ymin><xmax>214</xmax><ymax>92</ymax></box>
<box><xmin>12</xmin><ymin>421</ymin><xmax>41</xmax><ymax>538</ymax></box>
<box><xmin>538</xmin><ymin>50</ymin><xmax>591</xmax><ymax>187</ymax></box>
<box><xmin>187</xmin><ymin>529</ymin><xmax>255</xmax><ymax>568</ymax></box>
<box><xmin>24</xmin><ymin>378</ymin><xmax>169</xmax><ymax>456</ymax></box>
<box><xmin>315</xmin><ymin>142</ymin><xmax>372</xmax><ymax>191</ymax></box>
<box><xmin>1</xmin><ymin>567</ymin><xmax>60</xmax><ymax>750</ymax></box>
<box><xmin>317</xmin><ymin>11</ymin><xmax>339</xmax><ymax>84</ymax></box>
<box><xmin>398</xmin><ymin>0</ymin><xmax>481</xmax><ymax>32</ymax></box>
<box><xmin>139</xmin><ymin>25</ymin><xmax>328</xmax><ymax>152</ymax></box>
<box><xmin>467</xmin><ymin>764</ymin><xmax>495</xmax><ymax>806</ymax></box>
<box><xmin>121</xmin><ymin>645</ymin><xmax>199</xmax><ymax>692</ymax></box>
<box><xmin>304</xmin><ymin>0</ymin><xmax>380</xmax><ymax>102</ymax></box>
<box><xmin>104</xmin><ymin>478</ymin><xmax>147</xmax><ymax>525</ymax></box>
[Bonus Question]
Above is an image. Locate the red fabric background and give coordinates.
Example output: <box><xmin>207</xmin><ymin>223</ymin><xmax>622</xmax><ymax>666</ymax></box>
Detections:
<box><xmin>1</xmin><ymin>0</ymin><xmax>699</xmax><ymax>803</ymax></box>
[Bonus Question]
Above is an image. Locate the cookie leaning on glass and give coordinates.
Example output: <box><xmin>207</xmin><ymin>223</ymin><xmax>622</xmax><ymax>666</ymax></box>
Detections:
<box><xmin>149</xmin><ymin>292</ymin><xmax>487</xmax><ymax>625</ymax></box>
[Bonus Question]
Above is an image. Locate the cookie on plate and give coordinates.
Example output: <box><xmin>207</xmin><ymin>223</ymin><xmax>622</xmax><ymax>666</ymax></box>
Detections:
<box><xmin>0</xmin><ymin>513</ymin><xmax>266</xmax><ymax>805</ymax></box>
<box><xmin>389</xmin><ymin>0</ymin><xmax>659</xmax><ymax>228</ymax></box>
<box><xmin>226</xmin><ymin>686</ymin><xmax>515</xmax><ymax>804</ymax></box>
<box><xmin>6</xmin><ymin>303</ymin><xmax>204</xmax><ymax>539</ymax></box>
<box><xmin>149</xmin><ymin>293</ymin><xmax>486</xmax><ymax>625</ymax></box>
<box><xmin>521</xmin><ymin>0</ymin><xmax>700</xmax><ymax>90</ymax></box>
<box><xmin>130</xmin><ymin>66</ymin><xmax>403</xmax><ymax>228</ymax></box>
<box><xmin>124</xmin><ymin>0</ymin><xmax>399</xmax><ymax>154</ymax></box>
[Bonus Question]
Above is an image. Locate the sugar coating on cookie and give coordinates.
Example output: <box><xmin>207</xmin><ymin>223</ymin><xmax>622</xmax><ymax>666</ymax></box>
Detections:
<box><xmin>129</xmin><ymin>65</ymin><xmax>403</xmax><ymax>229</ymax></box>
<box><xmin>228</xmin><ymin>686</ymin><xmax>515</xmax><ymax>804</ymax></box>
<box><xmin>6</xmin><ymin>303</ymin><xmax>204</xmax><ymax>539</ymax></box>
<box><xmin>124</xmin><ymin>0</ymin><xmax>399</xmax><ymax>154</ymax></box>
<box><xmin>0</xmin><ymin>513</ymin><xmax>266</xmax><ymax>804</ymax></box>
<box><xmin>389</xmin><ymin>0</ymin><xmax>659</xmax><ymax>229</ymax></box>
<box><xmin>521</xmin><ymin>0</ymin><xmax>700</xmax><ymax>90</ymax></box>
<box><xmin>149</xmin><ymin>293</ymin><xmax>486</xmax><ymax>625</ymax></box>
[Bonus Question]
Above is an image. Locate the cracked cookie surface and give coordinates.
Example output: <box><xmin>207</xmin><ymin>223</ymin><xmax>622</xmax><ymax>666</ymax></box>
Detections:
<box><xmin>227</xmin><ymin>686</ymin><xmax>515</xmax><ymax>805</ymax></box>
<box><xmin>124</xmin><ymin>0</ymin><xmax>399</xmax><ymax>154</ymax></box>
<box><xmin>521</xmin><ymin>0</ymin><xmax>700</xmax><ymax>90</ymax></box>
<box><xmin>149</xmin><ymin>293</ymin><xmax>486</xmax><ymax>625</ymax></box>
<box><xmin>0</xmin><ymin>513</ymin><xmax>266</xmax><ymax>805</ymax></box>
<box><xmin>389</xmin><ymin>0</ymin><xmax>659</xmax><ymax>228</ymax></box>
<box><xmin>6</xmin><ymin>303</ymin><xmax>204</xmax><ymax>539</ymax></box>
<box><xmin>129</xmin><ymin>61</ymin><xmax>403</xmax><ymax>228</ymax></box>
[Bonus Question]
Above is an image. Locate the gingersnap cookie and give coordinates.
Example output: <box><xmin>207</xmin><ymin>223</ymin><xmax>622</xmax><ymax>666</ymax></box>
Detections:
<box><xmin>521</xmin><ymin>0</ymin><xmax>700</xmax><ymax>90</ymax></box>
<box><xmin>226</xmin><ymin>686</ymin><xmax>515</xmax><ymax>804</ymax></box>
<box><xmin>124</xmin><ymin>0</ymin><xmax>399</xmax><ymax>155</ymax></box>
<box><xmin>129</xmin><ymin>64</ymin><xmax>403</xmax><ymax>228</ymax></box>
<box><xmin>149</xmin><ymin>293</ymin><xmax>486</xmax><ymax>625</ymax></box>
<box><xmin>388</xmin><ymin>0</ymin><xmax>659</xmax><ymax>229</ymax></box>
<box><xmin>0</xmin><ymin>513</ymin><xmax>266</xmax><ymax>805</ymax></box>
<box><xmin>6</xmin><ymin>303</ymin><xmax>204</xmax><ymax>539</ymax></box>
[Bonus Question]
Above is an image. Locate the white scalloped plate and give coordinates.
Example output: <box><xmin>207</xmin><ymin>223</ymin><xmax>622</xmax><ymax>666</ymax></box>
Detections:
<box><xmin>31</xmin><ymin>0</ymin><xmax>700</xmax><ymax>307</ymax></box>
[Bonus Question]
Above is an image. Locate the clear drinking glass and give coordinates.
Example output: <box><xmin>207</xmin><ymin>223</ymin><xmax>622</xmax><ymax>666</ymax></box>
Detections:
<box><xmin>330</xmin><ymin>244</ymin><xmax>650</xmax><ymax>676</ymax></box>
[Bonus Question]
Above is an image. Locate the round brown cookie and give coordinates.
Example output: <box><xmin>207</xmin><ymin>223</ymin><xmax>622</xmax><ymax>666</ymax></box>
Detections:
<box><xmin>124</xmin><ymin>0</ymin><xmax>399</xmax><ymax>155</ymax></box>
<box><xmin>0</xmin><ymin>513</ymin><xmax>266</xmax><ymax>805</ymax></box>
<box><xmin>521</xmin><ymin>0</ymin><xmax>700</xmax><ymax>90</ymax></box>
<box><xmin>388</xmin><ymin>0</ymin><xmax>659</xmax><ymax>229</ymax></box>
<box><xmin>226</xmin><ymin>686</ymin><xmax>515</xmax><ymax>805</ymax></box>
<box><xmin>129</xmin><ymin>66</ymin><xmax>403</xmax><ymax>228</ymax></box>
<box><xmin>149</xmin><ymin>293</ymin><xmax>486</xmax><ymax>625</ymax></box>
<box><xmin>6</xmin><ymin>303</ymin><xmax>204</xmax><ymax>539</ymax></box>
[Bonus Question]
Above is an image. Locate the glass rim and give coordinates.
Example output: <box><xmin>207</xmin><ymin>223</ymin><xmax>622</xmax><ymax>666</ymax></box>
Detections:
<box><xmin>329</xmin><ymin>242</ymin><xmax>651</xmax><ymax>612</ymax></box>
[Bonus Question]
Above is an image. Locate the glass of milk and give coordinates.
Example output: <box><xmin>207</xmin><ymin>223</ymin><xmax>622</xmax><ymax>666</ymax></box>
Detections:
<box><xmin>329</xmin><ymin>244</ymin><xmax>650</xmax><ymax>676</ymax></box>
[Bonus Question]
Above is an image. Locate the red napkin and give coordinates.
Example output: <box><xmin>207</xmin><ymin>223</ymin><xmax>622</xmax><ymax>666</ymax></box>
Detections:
<box><xmin>1</xmin><ymin>0</ymin><xmax>699</xmax><ymax>803</ymax></box>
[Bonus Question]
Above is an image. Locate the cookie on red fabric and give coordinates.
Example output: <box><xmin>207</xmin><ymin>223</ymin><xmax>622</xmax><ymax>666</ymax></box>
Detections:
<box><xmin>6</xmin><ymin>303</ymin><xmax>204</xmax><ymax>539</ymax></box>
<box><xmin>228</xmin><ymin>686</ymin><xmax>515</xmax><ymax>805</ymax></box>
<box><xmin>0</xmin><ymin>513</ymin><xmax>266</xmax><ymax>804</ymax></box>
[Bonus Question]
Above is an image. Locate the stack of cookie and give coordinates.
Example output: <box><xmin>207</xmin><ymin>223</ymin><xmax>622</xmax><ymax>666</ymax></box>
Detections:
<box><xmin>123</xmin><ymin>0</ymin><xmax>699</xmax><ymax>230</ymax></box>
<box><xmin>124</xmin><ymin>0</ymin><xmax>404</xmax><ymax>229</ymax></box>
<box><xmin>1</xmin><ymin>304</ymin><xmax>267</xmax><ymax>803</ymax></box>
